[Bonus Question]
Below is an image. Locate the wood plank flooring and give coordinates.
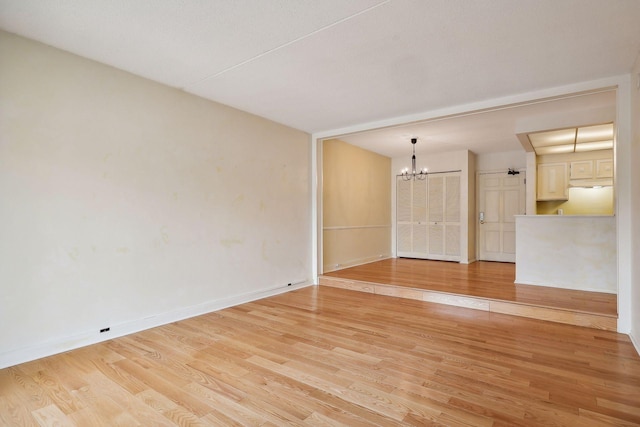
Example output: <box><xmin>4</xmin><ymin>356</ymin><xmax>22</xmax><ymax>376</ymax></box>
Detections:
<box><xmin>1</xmin><ymin>286</ymin><xmax>638</xmax><ymax>426</ymax></box>
<box><xmin>322</xmin><ymin>259</ymin><xmax>618</xmax><ymax>330</ymax></box>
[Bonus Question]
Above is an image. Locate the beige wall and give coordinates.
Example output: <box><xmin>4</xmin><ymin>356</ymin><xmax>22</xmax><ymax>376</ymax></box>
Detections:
<box><xmin>537</xmin><ymin>187</ymin><xmax>614</xmax><ymax>215</ymax></box>
<box><xmin>0</xmin><ymin>31</ymin><xmax>311</xmax><ymax>367</ymax></box>
<box><xmin>322</xmin><ymin>139</ymin><xmax>391</xmax><ymax>272</ymax></box>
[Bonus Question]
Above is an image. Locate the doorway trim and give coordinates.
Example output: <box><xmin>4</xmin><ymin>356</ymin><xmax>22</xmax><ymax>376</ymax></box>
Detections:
<box><xmin>312</xmin><ymin>74</ymin><xmax>631</xmax><ymax>334</ymax></box>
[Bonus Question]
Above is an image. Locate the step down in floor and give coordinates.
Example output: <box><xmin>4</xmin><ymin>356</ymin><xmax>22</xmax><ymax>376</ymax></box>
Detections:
<box><xmin>319</xmin><ymin>276</ymin><xmax>617</xmax><ymax>331</ymax></box>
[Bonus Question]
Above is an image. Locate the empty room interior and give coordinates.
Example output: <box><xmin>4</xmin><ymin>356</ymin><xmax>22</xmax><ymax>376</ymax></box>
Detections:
<box><xmin>1</xmin><ymin>1</ymin><xmax>640</xmax><ymax>426</ymax></box>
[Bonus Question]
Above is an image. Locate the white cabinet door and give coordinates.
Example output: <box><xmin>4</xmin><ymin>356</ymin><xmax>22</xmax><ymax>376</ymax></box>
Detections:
<box><xmin>537</xmin><ymin>163</ymin><xmax>568</xmax><ymax>201</ymax></box>
<box><xmin>570</xmin><ymin>160</ymin><xmax>594</xmax><ymax>180</ymax></box>
<box><xmin>596</xmin><ymin>159</ymin><xmax>613</xmax><ymax>178</ymax></box>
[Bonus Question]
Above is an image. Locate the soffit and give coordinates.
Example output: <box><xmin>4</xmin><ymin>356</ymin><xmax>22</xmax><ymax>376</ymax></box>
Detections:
<box><xmin>337</xmin><ymin>90</ymin><xmax>616</xmax><ymax>158</ymax></box>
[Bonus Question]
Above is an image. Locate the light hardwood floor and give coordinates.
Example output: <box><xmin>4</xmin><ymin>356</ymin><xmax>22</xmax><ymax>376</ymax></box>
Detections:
<box><xmin>323</xmin><ymin>259</ymin><xmax>617</xmax><ymax>316</ymax></box>
<box><xmin>1</xmin><ymin>286</ymin><xmax>639</xmax><ymax>426</ymax></box>
<box><xmin>322</xmin><ymin>259</ymin><xmax>618</xmax><ymax>331</ymax></box>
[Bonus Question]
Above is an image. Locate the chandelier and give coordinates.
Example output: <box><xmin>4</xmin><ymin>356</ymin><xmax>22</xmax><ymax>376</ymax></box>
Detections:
<box><xmin>401</xmin><ymin>138</ymin><xmax>427</xmax><ymax>181</ymax></box>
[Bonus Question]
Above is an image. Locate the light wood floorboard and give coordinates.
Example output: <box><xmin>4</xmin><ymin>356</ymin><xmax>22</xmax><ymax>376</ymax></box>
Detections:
<box><xmin>1</xmin><ymin>286</ymin><xmax>638</xmax><ymax>426</ymax></box>
<box><xmin>323</xmin><ymin>258</ymin><xmax>617</xmax><ymax>316</ymax></box>
<box><xmin>322</xmin><ymin>259</ymin><xmax>617</xmax><ymax>330</ymax></box>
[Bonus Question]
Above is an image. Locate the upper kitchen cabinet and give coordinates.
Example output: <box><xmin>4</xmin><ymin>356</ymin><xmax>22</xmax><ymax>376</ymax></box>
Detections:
<box><xmin>570</xmin><ymin>157</ymin><xmax>613</xmax><ymax>181</ymax></box>
<box><xmin>537</xmin><ymin>162</ymin><xmax>568</xmax><ymax>201</ymax></box>
<box><xmin>535</xmin><ymin>150</ymin><xmax>614</xmax><ymax>214</ymax></box>
<box><xmin>569</xmin><ymin>160</ymin><xmax>594</xmax><ymax>180</ymax></box>
<box><xmin>596</xmin><ymin>159</ymin><xmax>613</xmax><ymax>178</ymax></box>
<box><xmin>525</xmin><ymin>123</ymin><xmax>615</xmax><ymax>215</ymax></box>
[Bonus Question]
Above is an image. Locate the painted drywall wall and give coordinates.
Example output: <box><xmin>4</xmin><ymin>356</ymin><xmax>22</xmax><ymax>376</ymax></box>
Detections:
<box><xmin>537</xmin><ymin>187</ymin><xmax>614</xmax><ymax>215</ymax></box>
<box><xmin>0</xmin><ymin>31</ymin><xmax>311</xmax><ymax>367</ymax></box>
<box><xmin>476</xmin><ymin>150</ymin><xmax>526</xmax><ymax>172</ymax></box>
<box><xmin>631</xmin><ymin>55</ymin><xmax>640</xmax><ymax>353</ymax></box>
<box><xmin>322</xmin><ymin>139</ymin><xmax>391</xmax><ymax>272</ymax></box>
<box><xmin>390</xmin><ymin>149</ymin><xmax>474</xmax><ymax>263</ymax></box>
<box><xmin>515</xmin><ymin>216</ymin><xmax>616</xmax><ymax>293</ymax></box>
<box><xmin>616</xmin><ymin>77</ymin><xmax>633</xmax><ymax>335</ymax></box>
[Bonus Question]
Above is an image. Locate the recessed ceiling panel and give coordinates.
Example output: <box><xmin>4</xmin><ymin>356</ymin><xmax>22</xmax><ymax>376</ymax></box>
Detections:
<box><xmin>575</xmin><ymin>140</ymin><xmax>614</xmax><ymax>152</ymax></box>
<box><xmin>528</xmin><ymin>122</ymin><xmax>613</xmax><ymax>155</ymax></box>
<box><xmin>534</xmin><ymin>145</ymin><xmax>576</xmax><ymax>155</ymax></box>
<box><xmin>528</xmin><ymin>129</ymin><xmax>576</xmax><ymax>148</ymax></box>
<box><xmin>576</xmin><ymin>124</ymin><xmax>614</xmax><ymax>143</ymax></box>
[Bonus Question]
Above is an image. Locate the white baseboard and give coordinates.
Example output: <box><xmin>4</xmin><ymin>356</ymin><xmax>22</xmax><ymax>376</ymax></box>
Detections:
<box><xmin>514</xmin><ymin>279</ymin><xmax>617</xmax><ymax>294</ymax></box>
<box><xmin>630</xmin><ymin>330</ymin><xmax>640</xmax><ymax>358</ymax></box>
<box><xmin>0</xmin><ymin>281</ymin><xmax>312</xmax><ymax>369</ymax></box>
<box><xmin>323</xmin><ymin>254</ymin><xmax>391</xmax><ymax>273</ymax></box>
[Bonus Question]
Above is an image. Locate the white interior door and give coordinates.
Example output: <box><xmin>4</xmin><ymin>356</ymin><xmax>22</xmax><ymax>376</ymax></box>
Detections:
<box><xmin>478</xmin><ymin>171</ymin><xmax>526</xmax><ymax>262</ymax></box>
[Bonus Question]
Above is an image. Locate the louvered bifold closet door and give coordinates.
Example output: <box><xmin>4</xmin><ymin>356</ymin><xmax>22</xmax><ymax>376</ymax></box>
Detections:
<box><xmin>428</xmin><ymin>175</ymin><xmax>444</xmax><ymax>256</ymax></box>
<box><xmin>396</xmin><ymin>178</ymin><xmax>413</xmax><ymax>254</ymax></box>
<box><xmin>445</xmin><ymin>174</ymin><xmax>461</xmax><ymax>257</ymax></box>
<box><xmin>426</xmin><ymin>172</ymin><xmax>461</xmax><ymax>261</ymax></box>
<box><xmin>412</xmin><ymin>179</ymin><xmax>428</xmax><ymax>254</ymax></box>
<box><xmin>397</xmin><ymin>177</ymin><xmax>428</xmax><ymax>257</ymax></box>
<box><xmin>396</xmin><ymin>172</ymin><xmax>461</xmax><ymax>261</ymax></box>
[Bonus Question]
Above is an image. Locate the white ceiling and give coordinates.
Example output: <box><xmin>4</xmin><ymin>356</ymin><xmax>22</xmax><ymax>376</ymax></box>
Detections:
<box><xmin>1</xmin><ymin>0</ymin><xmax>639</xmax><ymax>156</ymax></box>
